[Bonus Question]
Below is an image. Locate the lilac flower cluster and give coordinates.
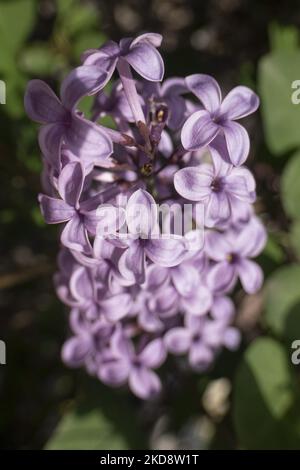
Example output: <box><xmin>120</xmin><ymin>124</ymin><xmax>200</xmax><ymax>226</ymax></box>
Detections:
<box><xmin>25</xmin><ymin>33</ymin><xmax>266</xmax><ymax>400</ymax></box>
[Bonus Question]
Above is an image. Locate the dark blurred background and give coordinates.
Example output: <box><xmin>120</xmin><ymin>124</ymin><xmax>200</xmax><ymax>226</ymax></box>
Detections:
<box><xmin>1</xmin><ymin>0</ymin><xmax>300</xmax><ymax>450</ymax></box>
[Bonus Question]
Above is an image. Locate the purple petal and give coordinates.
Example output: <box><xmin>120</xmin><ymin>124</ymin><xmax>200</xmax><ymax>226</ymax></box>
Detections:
<box><xmin>98</xmin><ymin>358</ymin><xmax>129</xmax><ymax>386</ymax></box>
<box><xmin>69</xmin><ymin>267</ymin><xmax>94</xmax><ymax>303</ymax></box>
<box><xmin>161</xmin><ymin>77</ymin><xmax>187</xmax><ymax>96</ymax></box>
<box><xmin>83</xmin><ymin>40</ymin><xmax>119</xmax><ymax>81</ymax></box>
<box><xmin>222</xmin><ymin>121</ymin><xmax>250</xmax><ymax>166</ymax></box>
<box><xmin>205</xmin><ymin>230</ymin><xmax>231</xmax><ymax>261</ymax></box>
<box><xmin>60</xmin><ymin>65</ymin><xmax>109</xmax><ymax>110</ymax></box>
<box><xmin>65</xmin><ymin>114</ymin><xmax>113</xmax><ymax>160</ymax></box>
<box><xmin>189</xmin><ymin>343</ymin><xmax>214</xmax><ymax>371</ymax></box>
<box><xmin>223</xmin><ymin>327</ymin><xmax>241</xmax><ymax>350</ymax></box>
<box><xmin>118</xmin><ymin>240</ymin><xmax>146</xmax><ymax>284</ymax></box>
<box><xmin>181</xmin><ymin>285</ymin><xmax>212</xmax><ymax>316</ymax></box>
<box><xmin>181</xmin><ymin>110</ymin><xmax>219</xmax><ymax>151</ymax></box>
<box><xmin>58</xmin><ymin>162</ymin><xmax>84</xmax><ymax>207</ymax></box>
<box><xmin>236</xmin><ymin>217</ymin><xmax>267</xmax><ymax>258</ymax></box>
<box><xmin>83</xmin><ymin>204</ymin><xmax>125</xmax><ymax>237</ymax></box>
<box><xmin>129</xmin><ymin>367</ymin><xmax>161</xmax><ymax>400</ymax></box>
<box><xmin>225</xmin><ymin>167</ymin><xmax>256</xmax><ymax>202</ymax></box>
<box><xmin>145</xmin><ymin>265</ymin><xmax>169</xmax><ymax>291</ymax></box>
<box><xmin>139</xmin><ymin>338</ymin><xmax>166</xmax><ymax>368</ymax></box>
<box><xmin>211</xmin><ymin>295</ymin><xmax>235</xmax><ymax>322</ymax></box>
<box><xmin>126</xmin><ymin>42</ymin><xmax>164</xmax><ymax>81</ymax></box>
<box><xmin>131</xmin><ymin>33</ymin><xmax>163</xmax><ymax>48</ymax></box>
<box><xmin>38</xmin><ymin>124</ymin><xmax>64</xmax><ymax>170</ymax></box>
<box><xmin>155</xmin><ymin>286</ymin><xmax>178</xmax><ymax>316</ymax></box>
<box><xmin>100</xmin><ymin>293</ymin><xmax>132</xmax><ymax>321</ymax></box>
<box><xmin>145</xmin><ymin>237</ymin><xmax>187</xmax><ymax>267</ymax></box>
<box><xmin>185</xmin><ymin>74</ymin><xmax>222</xmax><ymax>113</ymax></box>
<box><xmin>61</xmin><ymin>213</ymin><xmax>91</xmax><ymax>253</ymax></box>
<box><xmin>171</xmin><ymin>263</ymin><xmax>199</xmax><ymax>297</ymax></box>
<box><xmin>126</xmin><ymin>189</ymin><xmax>157</xmax><ymax>237</ymax></box>
<box><xmin>237</xmin><ymin>259</ymin><xmax>263</xmax><ymax>294</ymax></box>
<box><xmin>164</xmin><ymin>327</ymin><xmax>191</xmax><ymax>354</ymax></box>
<box><xmin>166</xmin><ymin>95</ymin><xmax>187</xmax><ymax>130</ymax></box>
<box><xmin>207</xmin><ymin>261</ymin><xmax>237</xmax><ymax>293</ymax></box>
<box><xmin>139</xmin><ymin>308</ymin><xmax>164</xmax><ymax>333</ymax></box>
<box><xmin>220</xmin><ymin>86</ymin><xmax>259</xmax><ymax>120</ymax></box>
<box><xmin>62</xmin><ymin>336</ymin><xmax>91</xmax><ymax>367</ymax></box>
<box><xmin>174</xmin><ymin>165</ymin><xmax>213</xmax><ymax>201</ymax></box>
<box><xmin>206</xmin><ymin>191</ymin><xmax>231</xmax><ymax>224</ymax></box>
<box><xmin>38</xmin><ymin>194</ymin><xmax>74</xmax><ymax>223</ymax></box>
<box><xmin>24</xmin><ymin>79</ymin><xmax>66</xmax><ymax>123</ymax></box>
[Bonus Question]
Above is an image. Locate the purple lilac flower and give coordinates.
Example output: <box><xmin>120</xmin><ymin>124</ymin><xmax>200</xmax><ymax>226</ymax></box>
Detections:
<box><xmin>24</xmin><ymin>69</ymin><xmax>113</xmax><ymax>170</ymax></box>
<box><xmin>38</xmin><ymin>161</ymin><xmax>122</xmax><ymax>254</ymax></box>
<box><xmin>181</xmin><ymin>74</ymin><xmax>259</xmax><ymax>165</ymax></box>
<box><xmin>25</xmin><ymin>32</ymin><xmax>266</xmax><ymax>400</ymax></box>
<box><xmin>174</xmin><ymin>137</ymin><xmax>256</xmax><ymax>226</ymax></box>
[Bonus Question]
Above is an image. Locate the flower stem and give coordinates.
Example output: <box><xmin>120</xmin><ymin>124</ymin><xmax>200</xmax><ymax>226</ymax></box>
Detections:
<box><xmin>117</xmin><ymin>59</ymin><xmax>145</xmax><ymax>124</ymax></box>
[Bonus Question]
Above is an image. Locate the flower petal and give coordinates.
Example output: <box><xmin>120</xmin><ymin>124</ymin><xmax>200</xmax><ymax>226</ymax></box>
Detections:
<box><xmin>225</xmin><ymin>167</ymin><xmax>256</xmax><ymax>202</ymax></box>
<box><xmin>65</xmin><ymin>114</ymin><xmax>113</xmax><ymax>160</ymax></box>
<box><xmin>126</xmin><ymin>189</ymin><xmax>157</xmax><ymax>237</ymax></box>
<box><xmin>207</xmin><ymin>261</ymin><xmax>237</xmax><ymax>293</ymax></box>
<box><xmin>58</xmin><ymin>161</ymin><xmax>84</xmax><ymax>206</ymax></box>
<box><xmin>62</xmin><ymin>336</ymin><xmax>91</xmax><ymax>367</ymax></box>
<box><xmin>139</xmin><ymin>338</ymin><xmax>166</xmax><ymax>368</ymax></box>
<box><xmin>181</xmin><ymin>110</ymin><xmax>219</xmax><ymax>151</ymax></box>
<box><xmin>98</xmin><ymin>357</ymin><xmax>129</xmax><ymax>386</ymax></box>
<box><xmin>235</xmin><ymin>216</ymin><xmax>267</xmax><ymax>258</ymax></box>
<box><xmin>222</xmin><ymin>121</ymin><xmax>250</xmax><ymax>166</ymax></box>
<box><xmin>38</xmin><ymin>194</ymin><xmax>75</xmax><ymax>223</ymax></box>
<box><xmin>126</xmin><ymin>42</ymin><xmax>164</xmax><ymax>81</ymax></box>
<box><xmin>181</xmin><ymin>285</ymin><xmax>212</xmax><ymax>316</ymax></box>
<box><xmin>38</xmin><ymin>124</ymin><xmax>64</xmax><ymax>170</ymax></box>
<box><xmin>185</xmin><ymin>74</ymin><xmax>222</xmax><ymax>113</ymax></box>
<box><xmin>189</xmin><ymin>343</ymin><xmax>214</xmax><ymax>371</ymax></box>
<box><xmin>237</xmin><ymin>259</ymin><xmax>263</xmax><ymax>294</ymax></box>
<box><xmin>61</xmin><ymin>65</ymin><xmax>109</xmax><ymax>110</ymax></box>
<box><xmin>61</xmin><ymin>213</ymin><xmax>91</xmax><ymax>253</ymax></box>
<box><xmin>223</xmin><ymin>327</ymin><xmax>241</xmax><ymax>350</ymax></box>
<box><xmin>211</xmin><ymin>295</ymin><xmax>235</xmax><ymax>322</ymax></box>
<box><xmin>164</xmin><ymin>327</ymin><xmax>191</xmax><ymax>354</ymax></box>
<box><xmin>220</xmin><ymin>86</ymin><xmax>259</xmax><ymax>120</ymax></box>
<box><xmin>146</xmin><ymin>237</ymin><xmax>187</xmax><ymax>267</ymax></box>
<box><xmin>129</xmin><ymin>367</ymin><xmax>161</xmax><ymax>400</ymax></box>
<box><xmin>205</xmin><ymin>230</ymin><xmax>231</xmax><ymax>261</ymax></box>
<box><xmin>206</xmin><ymin>191</ymin><xmax>231</xmax><ymax>224</ymax></box>
<box><xmin>174</xmin><ymin>166</ymin><xmax>213</xmax><ymax>201</ymax></box>
<box><xmin>100</xmin><ymin>293</ymin><xmax>132</xmax><ymax>321</ymax></box>
<box><xmin>24</xmin><ymin>79</ymin><xmax>66</xmax><ymax>123</ymax></box>
<box><xmin>131</xmin><ymin>32</ymin><xmax>163</xmax><ymax>48</ymax></box>
<box><xmin>118</xmin><ymin>240</ymin><xmax>146</xmax><ymax>285</ymax></box>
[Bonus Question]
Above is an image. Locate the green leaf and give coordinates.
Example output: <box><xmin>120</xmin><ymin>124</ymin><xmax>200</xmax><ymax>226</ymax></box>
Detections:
<box><xmin>46</xmin><ymin>379</ymin><xmax>146</xmax><ymax>450</ymax></box>
<box><xmin>73</xmin><ymin>32</ymin><xmax>105</xmax><ymax>61</ymax></box>
<box><xmin>46</xmin><ymin>407</ymin><xmax>131</xmax><ymax>450</ymax></box>
<box><xmin>258</xmin><ymin>52</ymin><xmax>300</xmax><ymax>155</ymax></box>
<box><xmin>233</xmin><ymin>337</ymin><xmax>300</xmax><ymax>449</ymax></box>
<box><xmin>264</xmin><ymin>264</ymin><xmax>300</xmax><ymax>341</ymax></box>
<box><xmin>20</xmin><ymin>44</ymin><xmax>57</xmax><ymax>75</ymax></box>
<box><xmin>290</xmin><ymin>219</ymin><xmax>300</xmax><ymax>259</ymax></box>
<box><xmin>64</xmin><ymin>5</ymin><xmax>99</xmax><ymax>37</ymax></box>
<box><xmin>281</xmin><ymin>150</ymin><xmax>300</xmax><ymax>218</ymax></box>
<box><xmin>262</xmin><ymin>234</ymin><xmax>285</xmax><ymax>264</ymax></box>
<box><xmin>0</xmin><ymin>0</ymin><xmax>36</xmax><ymax>54</ymax></box>
<box><xmin>269</xmin><ymin>23</ymin><xmax>299</xmax><ymax>52</ymax></box>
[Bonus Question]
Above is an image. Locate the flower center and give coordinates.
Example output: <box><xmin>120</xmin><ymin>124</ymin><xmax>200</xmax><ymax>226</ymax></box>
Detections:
<box><xmin>227</xmin><ymin>252</ymin><xmax>239</xmax><ymax>264</ymax></box>
<box><xmin>210</xmin><ymin>177</ymin><xmax>224</xmax><ymax>193</ymax></box>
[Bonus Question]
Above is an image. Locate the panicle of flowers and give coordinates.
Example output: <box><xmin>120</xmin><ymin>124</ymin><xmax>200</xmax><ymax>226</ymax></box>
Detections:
<box><xmin>25</xmin><ymin>32</ymin><xmax>266</xmax><ymax>400</ymax></box>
